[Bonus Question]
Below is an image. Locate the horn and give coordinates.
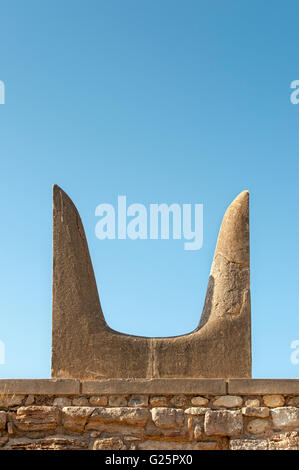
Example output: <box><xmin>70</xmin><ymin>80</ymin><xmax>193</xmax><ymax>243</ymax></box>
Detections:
<box><xmin>52</xmin><ymin>187</ymin><xmax>251</xmax><ymax>379</ymax></box>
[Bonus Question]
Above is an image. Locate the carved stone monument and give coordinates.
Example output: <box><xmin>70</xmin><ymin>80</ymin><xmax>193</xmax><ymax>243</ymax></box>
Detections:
<box><xmin>52</xmin><ymin>186</ymin><xmax>251</xmax><ymax>380</ymax></box>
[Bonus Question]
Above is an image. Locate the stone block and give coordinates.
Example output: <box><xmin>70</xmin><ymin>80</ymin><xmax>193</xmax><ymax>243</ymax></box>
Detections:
<box><xmin>213</xmin><ymin>395</ymin><xmax>242</xmax><ymax>408</ymax></box>
<box><xmin>271</xmin><ymin>407</ymin><xmax>299</xmax><ymax>430</ymax></box>
<box><xmin>89</xmin><ymin>396</ymin><xmax>108</xmax><ymax>406</ymax></box>
<box><xmin>0</xmin><ymin>379</ymin><xmax>80</xmax><ymax>395</ymax></box>
<box><xmin>128</xmin><ymin>395</ymin><xmax>148</xmax><ymax>407</ymax></box>
<box><xmin>88</xmin><ymin>407</ymin><xmax>149</xmax><ymax>428</ymax></box>
<box><xmin>93</xmin><ymin>437</ymin><xmax>126</xmax><ymax>450</ymax></box>
<box><xmin>151</xmin><ymin>407</ymin><xmax>184</xmax><ymax>428</ymax></box>
<box><xmin>204</xmin><ymin>409</ymin><xmax>243</xmax><ymax>436</ymax></box>
<box><xmin>242</xmin><ymin>406</ymin><xmax>269</xmax><ymax>418</ymax></box>
<box><xmin>230</xmin><ymin>438</ymin><xmax>268</xmax><ymax>450</ymax></box>
<box><xmin>263</xmin><ymin>395</ymin><xmax>285</xmax><ymax>407</ymax></box>
<box><xmin>14</xmin><ymin>406</ymin><xmax>60</xmax><ymax>431</ymax></box>
<box><xmin>62</xmin><ymin>406</ymin><xmax>94</xmax><ymax>432</ymax></box>
<box><xmin>228</xmin><ymin>379</ymin><xmax>299</xmax><ymax>395</ymax></box>
<box><xmin>191</xmin><ymin>396</ymin><xmax>209</xmax><ymax>406</ymax></box>
<box><xmin>247</xmin><ymin>419</ymin><xmax>270</xmax><ymax>434</ymax></box>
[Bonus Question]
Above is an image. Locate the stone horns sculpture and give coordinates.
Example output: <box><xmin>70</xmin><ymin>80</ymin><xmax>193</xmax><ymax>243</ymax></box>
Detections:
<box><xmin>52</xmin><ymin>185</ymin><xmax>251</xmax><ymax>380</ymax></box>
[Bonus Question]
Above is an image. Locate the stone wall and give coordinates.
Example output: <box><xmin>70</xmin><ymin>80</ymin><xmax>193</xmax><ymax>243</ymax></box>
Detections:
<box><xmin>1</xmin><ymin>379</ymin><xmax>299</xmax><ymax>450</ymax></box>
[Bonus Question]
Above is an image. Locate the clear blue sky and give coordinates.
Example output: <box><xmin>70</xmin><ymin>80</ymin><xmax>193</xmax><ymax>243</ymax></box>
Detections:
<box><xmin>0</xmin><ymin>0</ymin><xmax>299</xmax><ymax>379</ymax></box>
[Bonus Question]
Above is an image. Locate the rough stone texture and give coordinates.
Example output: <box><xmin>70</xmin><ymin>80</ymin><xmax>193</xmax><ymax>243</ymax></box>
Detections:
<box><xmin>52</xmin><ymin>186</ymin><xmax>251</xmax><ymax>379</ymax></box>
<box><xmin>14</xmin><ymin>406</ymin><xmax>60</xmax><ymax>431</ymax></box>
<box><xmin>128</xmin><ymin>395</ymin><xmax>148</xmax><ymax>407</ymax></box>
<box><xmin>0</xmin><ymin>411</ymin><xmax>6</xmax><ymax>430</ymax></box>
<box><xmin>81</xmin><ymin>379</ymin><xmax>226</xmax><ymax>395</ymax></box>
<box><xmin>0</xmin><ymin>379</ymin><xmax>80</xmax><ymax>395</ymax></box>
<box><xmin>62</xmin><ymin>407</ymin><xmax>94</xmax><ymax>432</ymax></box>
<box><xmin>53</xmin><ymin>397</ymin><xmax>71</xmax><ymax>407</ymax></box>
<box><xmin>185</xmin><ymin>407</ymin><xmax>207</xmax><ymax>416</ymax></box>
<box><xmin>25</xmin><ymin>395</ymin><xmax>35</xmax><ymax>406</ymax></box>
<box><xmin>242</xmin><ymin>406</ymin><xmax>269</xmax><ymax>418</ymax></box>
<box><xmin>194</xmin><ymin>423</ymin><xmax>203</xmax><ymax>440</ymax></box>
<box><xmin>263</xmin><ymin>395</ymin><xmax>285</xmax><ymax>408</ymax></box>
<box><xmin>230</xmin><ymin>438</ymin><xmax>268</xmax><ymax>450</ymax></box>
<box><xmin>93</xmin><ymin>437</ymin><xmax>126</xmax><ymax>450</ymax></box>
<box><xmin>151</xmin><ymin>408</ymin><xmax>184</xmax><ymax>428</ymax></box>
<box><xmin>287</xmin><ymin>397</ymin><xmax>299</xmax><ymax>407</ymax></box>
<box><xmin>271</xmin><ymin>407</ymin><xmax>299</xmax><ymax>430</ymax></box>
<box><xmin>230</xmin><ymin>433</ymin><xmax>299</xmax><ymax>450</ymax></box>
<box><xmin>191</xmin><ymin>396</ymin><xmax>209</xmax><ymax>406</ymax></box>
<box><xmin>72</xmin><ymin>397</ymin><xmax>89</xmax><ymax>406</ymax></box>
<box><xmin>109</xmin><ymin>396</ymin><xmax>128</xmax><ymax>407</ymax></box>
<box><xmin>2</xmin><ymin>392</ymin><xmax>299</xmax><ymax>450</ymax></box>
<box><xmin>247</xmin><ymin>419</ymin><xmax>270</xmax><ymax>434</ymax></box>
<box><xmin>0</xmin><ymin>437</ymin><xmax>9</xmax><ymax>447</ymax></box>
<box><xmin>5</xmin><ymin>436</ymin><xmax>88</xmax><ymax>450</ymax></box>
<box><xmin>87</xmin><ymin>407</ymin><xmax>149</xmax><ymax>428</ymax></box>
<box><xmin>170</xmin><ymin>395</ymin><xmax>188</xmax><ymax>407</ymax></box>
<box><xmin>150</xmin><ymin>396</ymin><xmax>168</xmax><ymax>407</ymax></box>
<box><xmin>213</xmin><ymin>395</ymin><xmax>242</xmax><ymax>408</ymax></box>
<box><xmin>204</xmin><ymin>409</ymin><xmax>243</xmax><ymax>436</ymax></box>
<box><xmin>139</xmin><ymin>440</ymin><xmax>219</xmax><ymax>450</ymax></box>
<box><xmin>228</xmin><ymin>379</ymin><xmax>299</xmax><ymax>395</ymax></box>
<box><xmin>89</xmin><ymin>396</ymin><xmax>107</xmax><ymax>406</ymax></box>
<box><xmin>245</xmin><ymin>399</ymin><xmax>260</xmax><ymax>407</ymax></box>
<box><xmin>268</xmin><ymin>432</ymin><xmax>299</xmax><ymax>450</ymax></box>
<box><xmin>0</xmin><ymin>395</ymin><xmax>24</xmax><ymax>407</ymax></box>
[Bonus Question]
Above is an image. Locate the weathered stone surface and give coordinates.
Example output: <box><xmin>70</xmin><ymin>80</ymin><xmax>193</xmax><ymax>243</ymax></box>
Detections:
<box><xmin>25</xmin><ymin>395</ymin><xmax>35</xmax><ymax>406</ymax></box>
<box><xmin>14</xmin><ymin>406</ymin><xmax>60</xmax><ymax>431</ymax></box>
<box><xmin>93</xmin><ymin>437</ymin><xmax>126</xmax><ymax>450</ymax></box>
<box><xmin>52</xmin><ymin>186</ymin><xmax>251</xmax><ymax>380</ymax></box>
<box><xmin>170</xmin><ymin>395</ymin><xmax>188</xmax><ymax>407</ymax></box>
<box><xmin>194</xmin><ymin>424</ymin><xmax>203</xmax><ymax>440</ymax></box>
<box><xmin>191</xmin><ymin>396</ymin><xmax>209</xmax><ymax>406</ymax></box>
<box><xmin>287</xmin><ymin>397</ymin><xmax>299</xmax><ymax>407</ymax></box>
<box><xmin>72</xmin><ymin>397</ymin><xmax>89</xmax><ymax>406</ymax></box>
<box><xmin>150</xmin><ymin>396</ymin><xmax>168</xmax><ymax>407</ymax></box>
<box><xmin>263</xmin><ymin>395</ymin><xmax>285</xmax><ymax>408</ymax></box>
<box><xmin>0</xmin><ymin>437</ymin><xmax>9</xmax><ymax>448</ymax></box>
<box><xmin>0</xmin><ymin>379</ymin><xmax>80</xmax><ymax>395</ymax></box>
<box><xmin>7</xmin><ymin>422</ymin><xmax>14</xmax><ymax>435</ymax></box>
<box><xmin>0</xmin><ymin>395</ymin><xmax>24</xmax><ymax>407</ymax></box>
<box><xmin>81</xmin><ymin>379</ymin><xmax>227</xmax><ymax>395</ymax></box>
<box><xmin>151</xmin><ymin>408</ymin><xmax>184</xmax><ymax>428</ymax></box>
<box><xmin>213</xmin><ymin>396</ymin><xmax>242</xmax><ymax>408</ymax></box>
<box><xmin>89</xmin><ymin>396</ymin><xmax>108</xmax><ymax>406</ymax></box>
<box><xmin>228</xmin><ymin>379</ymin><xmax>299</xmax><ymax>395</ymax></box>
<box><xmin>139</xmin><ymin>440</ymin><xmax>218</xmax><ymax>450</ymax></box>
<box><xmin>53</xmin><ymin>397</ymin><xmax>71</xmax><ymax>407</ymax></box>
<box><xmin>230</xmin><ymin>438</ymin><xmax>268</xmax><ymax>450</ymax></box>
<box><xmin>247</xmin><ymin>419</ymin><xmax>270</xmax><ymax>434</ymax></box>
<box><xmin>109</xmin><ymin>396</ymin><xmax>128</xmax><ymax>407</ymax></box>
<box><xmin>242</xmin><ymin>406</ymin><xmax>269</xmax><ymax>418</ymax></box>
<box><xmin>204</xmin><ymin>410</ymin><xmax>243</xmax><ymax>436</ymax></box>
<box><xmin>128</xmin><ymin>395</ymin><xmax>148</xmax><ymax>407</ymax></box>
<box><xmin>271</xmin><ymin>407</ymin><xmax>299</xmax><ymax>430</ymax></box>
<box><xmin>62</xmin><ymin>407</ymin><xmax>94</xmax><ymax>432</ymax></box>
<box><xmin>245</xmin><ymin>399</ymin><xmax>260</xmax><ymax>407</ymax></box>
<box><xmin>268</xmin><ymin>432</ymin><xmax>299</xmax><ymax>450</ymax></box>
<box><xmin>5</xmin><ymin>436</ymin><xmax>88</xmax><ymax>450</ymax></box>
<box><xmin>0</xmin><ymin>411</ymin><xmax>6</xmax><ymax>429</ymax></box>
<box><xmin>185</xmin><ymin>407</ymin><xmax>207</xmax><ymax>416</ymax></box>
<box><xmin>88</xmin><ymin>407</ymin><xmax>149</xmax><ymax>428</ymax></box>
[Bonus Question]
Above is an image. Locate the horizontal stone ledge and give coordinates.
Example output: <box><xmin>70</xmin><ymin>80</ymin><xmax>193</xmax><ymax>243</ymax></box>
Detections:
<box><xmin>81</xmin><ymin>378</ymin><xmax>226</xmax><ymax>395</ymax></box>
<box><xmin>0</xmin><ymin>380</ymin><xmax>80</xmax><ymax>395</ymax></box>
<box><xmin>228</xmin><ymin>379</ymin><xmax>299</xmax><ymax>395</ymax></box>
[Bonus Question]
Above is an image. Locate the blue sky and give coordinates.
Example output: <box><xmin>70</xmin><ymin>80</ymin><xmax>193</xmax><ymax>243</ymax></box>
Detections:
<box><xmin>0</xmin><ymin>0</ymin><xmax>299</xmax><ymax>378</ymax></box>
